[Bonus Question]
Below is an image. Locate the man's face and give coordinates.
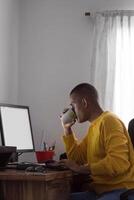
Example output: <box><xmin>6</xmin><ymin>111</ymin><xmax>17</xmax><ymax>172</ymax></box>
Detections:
<box><xmin>70</xmin><ymin>94</ymin><xmax>88</xmax><ymax>123</ymax></box>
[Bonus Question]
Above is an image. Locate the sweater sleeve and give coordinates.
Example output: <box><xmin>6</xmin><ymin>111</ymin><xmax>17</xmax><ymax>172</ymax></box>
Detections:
<box><xmin>63</xmin><ymin>133</ymin><xmax>88</xmax><ymax>165</ymax></box>
<box><xmin>90</xmin><ymin>117</ymin><xmax>131</xmax><ymax>177</ymax></box>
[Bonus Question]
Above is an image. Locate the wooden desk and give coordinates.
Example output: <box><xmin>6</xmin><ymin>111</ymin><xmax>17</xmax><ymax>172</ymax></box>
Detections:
<box><xmin>0</xmin><ymin>169</ymin><xmax>72</xmax><ymax>200</ymax></box>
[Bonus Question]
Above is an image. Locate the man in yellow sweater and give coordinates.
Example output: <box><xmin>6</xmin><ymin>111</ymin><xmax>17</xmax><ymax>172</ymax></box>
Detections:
<box><xmin>60</xmin><ymin>83</ymin><xmax>134</xmax><ymax>200</ymax></box>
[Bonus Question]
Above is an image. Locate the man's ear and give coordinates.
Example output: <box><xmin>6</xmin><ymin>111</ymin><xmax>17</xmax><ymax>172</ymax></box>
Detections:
<box><xmin>82</xmin><ymin>98</ymin><xmax>88</xmax><ymax>108</ymax></box>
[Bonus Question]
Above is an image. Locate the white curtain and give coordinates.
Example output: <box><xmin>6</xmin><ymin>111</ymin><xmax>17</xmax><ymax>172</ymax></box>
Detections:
<box><xmin>90</xmin><ymin>11</ymin><xmax>134</xmax><ymax>126</ymax></box>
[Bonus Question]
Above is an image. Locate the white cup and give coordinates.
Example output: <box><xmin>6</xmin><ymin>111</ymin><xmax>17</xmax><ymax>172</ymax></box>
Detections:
<box><xmin>61</xmin><ymin>108</ymin><xmax>76</xmax><ymax>124</ymax></box>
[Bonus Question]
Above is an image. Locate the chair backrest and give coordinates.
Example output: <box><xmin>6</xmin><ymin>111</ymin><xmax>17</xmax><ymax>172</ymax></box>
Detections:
<box><xmin>128</xmin><ymin>119</ymin><xmax>134</xmax><ymax>147</ymax></box>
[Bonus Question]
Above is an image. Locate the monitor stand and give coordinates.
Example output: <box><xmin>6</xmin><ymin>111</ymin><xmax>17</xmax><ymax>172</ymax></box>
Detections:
<box><xmin>9</xmin><ymin>152</ymin><xmax>18</xmax><ymax>162</ymax></box>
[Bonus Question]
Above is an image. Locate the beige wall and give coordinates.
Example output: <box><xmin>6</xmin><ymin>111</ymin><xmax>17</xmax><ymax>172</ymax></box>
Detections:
<box><xmin>0</xmin><ymin>0</ymin><xmax>19</xmax><ymax>104</ymax></box>
<box><xmin>18</xmin><ymin>0</ymin><xmax>134</xmax><ymax>161</ymax></box>
<box><xmin>1</xmin><ymin>0</ymin><xmax>134</xmax><ymax>161</ymax></box>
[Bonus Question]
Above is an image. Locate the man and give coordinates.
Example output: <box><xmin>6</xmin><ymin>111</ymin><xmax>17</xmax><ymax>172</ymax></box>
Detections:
<box><xmin>60</xmin><ymin>83</ymin><xmax>134</xmax><ymax>200</ymax></box>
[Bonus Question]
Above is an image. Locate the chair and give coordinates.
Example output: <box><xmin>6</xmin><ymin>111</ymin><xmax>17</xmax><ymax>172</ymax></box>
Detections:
<box><xmin>119</xmin><ymin>119</ymin><xmax>134</xmax><ymax>200</ymax></box>
<box><xmin>128</xmin><ymin>119</ymin><xmax>134</xmax><ymax>147</ymax></box>
<box><xmin>120</xmin><ymin>189</ymin><xmax>134</xmax><ymax>200</ymax></box>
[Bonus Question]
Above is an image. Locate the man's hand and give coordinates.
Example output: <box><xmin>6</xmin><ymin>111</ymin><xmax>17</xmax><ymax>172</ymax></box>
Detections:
<box><xmin>59</xmin><ymin>159</ymin><xmax>90</xmax><ymax>174</ymax></box>
<box><xmin>59</xmin><ymin>159</ymin><xmax>79</xmax><ymax>172</ymax></box>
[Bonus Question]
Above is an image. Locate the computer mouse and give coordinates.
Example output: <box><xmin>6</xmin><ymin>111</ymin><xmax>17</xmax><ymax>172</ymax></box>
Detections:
<box><xmin>35</xmin><ymin>166</ymin><xmax>45</xmax><ymax>173</ymax></box>
<box><xmin>25</xmin><ymin>166</ymin><xmax>35</xmax><ymax>172</ymax></box>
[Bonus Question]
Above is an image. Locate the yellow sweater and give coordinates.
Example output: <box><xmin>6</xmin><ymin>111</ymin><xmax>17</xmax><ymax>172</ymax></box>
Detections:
<box><xmin>63</xmin><ymin>111</ymin><xmax>134</xmax><ymax>194</ymax></box>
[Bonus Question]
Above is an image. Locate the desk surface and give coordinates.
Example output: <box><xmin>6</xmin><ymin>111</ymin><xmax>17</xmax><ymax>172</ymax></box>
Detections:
<box><xmin>0</xmin><ymin>169</ymin><xmax>72</xmax><ymax>200</ymax></box>
<box><xmin>0</xmin><ymin>169</ymin><xmax>72</xmax><ymax>181</ymax></box>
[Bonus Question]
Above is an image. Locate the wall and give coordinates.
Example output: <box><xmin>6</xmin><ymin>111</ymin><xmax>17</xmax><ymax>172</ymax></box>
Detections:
<box><xmin>18</xmin><ymin>0</ymin><xmax>134</xmax><ymax>161</ymax></box>
<box><xmin>0</xmin><ymin>0</ymin><xmax>19</xmax><ymax>104</ymax></box>
<box><xmin>18</xmin><ymin>0</ymin><xmax>91</xmax><ymax>161</ymax></box>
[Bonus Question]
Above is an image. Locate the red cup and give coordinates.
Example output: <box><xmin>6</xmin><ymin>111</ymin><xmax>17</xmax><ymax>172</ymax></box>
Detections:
<box><xmin>35</xmin><ymin>151</ymin><xmax>54</xmax><ymax>163</ymax></box>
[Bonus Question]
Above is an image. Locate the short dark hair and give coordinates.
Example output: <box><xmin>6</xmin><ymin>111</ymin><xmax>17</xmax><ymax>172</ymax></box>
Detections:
<box><xmin>70</xmin><ymin>83</ymin><xmax>98</xmax><ymax>101</ymax></box>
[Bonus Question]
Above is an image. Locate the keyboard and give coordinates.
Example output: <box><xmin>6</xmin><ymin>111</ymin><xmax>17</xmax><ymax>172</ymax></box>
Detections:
<box><xmin>17</xmin><ymin>162</ymin><xmax>39</xmax><ymax>170</ymax></box>
<box><xmin>7</xmin><ymin>161</ymin><xmax>69</xmax><ymax>171</ymax></box>
<box><xmin>7</xmin><ymin>162</ymin><xmax>45</xmax><ymax>170</ymax></box>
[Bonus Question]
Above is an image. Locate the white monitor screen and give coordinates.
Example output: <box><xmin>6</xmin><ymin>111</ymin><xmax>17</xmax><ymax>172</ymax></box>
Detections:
<box><xmin>0</xmin><ymin>105</ymin><xmax>34</xmax><ymax>152</ymax></box>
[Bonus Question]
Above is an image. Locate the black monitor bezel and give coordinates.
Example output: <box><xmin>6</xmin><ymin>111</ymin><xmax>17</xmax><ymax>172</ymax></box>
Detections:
<box><xmin>0</xmin><ymin>103</ymin><xmax>35</xmax><ymax>153</ymax></box>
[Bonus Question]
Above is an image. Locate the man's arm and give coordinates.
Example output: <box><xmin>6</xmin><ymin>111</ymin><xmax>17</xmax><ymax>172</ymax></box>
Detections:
<box><xmin>90</xmin><ymin>117</ymin><xmax>131</xmax><ymax>177</ymax></box>
<box><xmin>59</xmin><ymin>159</ymin><xmax>90</xmax><ymax>174</ymax></box>
<box><xmin>61</xmin><ymin>118</ymin><xmax>88</xmax><ymax>165</ymax></box>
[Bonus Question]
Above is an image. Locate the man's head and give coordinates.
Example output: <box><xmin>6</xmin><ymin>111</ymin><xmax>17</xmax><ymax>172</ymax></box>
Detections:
<box><xmin>70</xmin><ymin>83</ymin><xmax>100</xmax><ymax>123</ymax></box>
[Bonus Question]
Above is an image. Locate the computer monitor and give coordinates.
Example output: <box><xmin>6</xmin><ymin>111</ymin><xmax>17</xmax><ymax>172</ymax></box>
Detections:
<box><xmin>0</xmin><ymin>104</ymin><xmax>35</xmax><ymax>153</ymax></box>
